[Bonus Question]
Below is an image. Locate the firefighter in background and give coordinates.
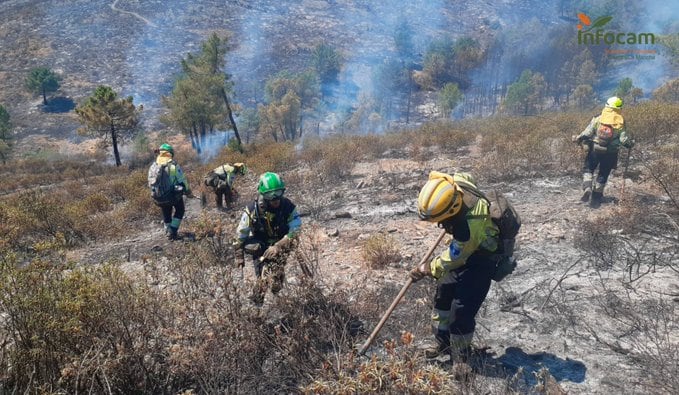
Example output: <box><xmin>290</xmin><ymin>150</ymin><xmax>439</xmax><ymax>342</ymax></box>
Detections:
<box><xmin>203</xmin><ymin>163</ymin><xmax>246</xmax><ymax>209</ymax></box>
<box><xmin>574</xmin><ymin>96</ymin><xmax>634</xmax><ymax>208</ymax></box>
<box><xmin>149</xmin><ymin>143</ymin><xmax>191</xmax><ymax>240</ymax></box>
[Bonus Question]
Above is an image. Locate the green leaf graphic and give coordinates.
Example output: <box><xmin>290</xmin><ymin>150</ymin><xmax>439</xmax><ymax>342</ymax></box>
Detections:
<box><xmin>590</xmin><ymin>16</ymin><xmax>612</xmax><ymax>29</ymax></box>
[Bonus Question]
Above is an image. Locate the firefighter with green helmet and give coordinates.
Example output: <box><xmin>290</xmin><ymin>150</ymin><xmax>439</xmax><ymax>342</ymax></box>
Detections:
<box><xmin>148</xmin><ymin>143</ymin><xmax>191</xmax><ymax>240</ymax></box>
<box><xmin>573</xmin><ymin>96</ymin><xmax>635</xmax><ymax>208</ymax></box>
<box><xmin>235</xmin><ymin>172</ymin><xmax>301</xmax><ymax>305</ymax></box>
<box><xmin>409</xmin><ymin>171</ymin><xmax>500</xmax><ymax>360</ymax></box>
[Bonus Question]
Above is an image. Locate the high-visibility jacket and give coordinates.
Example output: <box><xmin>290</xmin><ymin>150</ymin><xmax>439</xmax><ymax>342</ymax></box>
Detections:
<box><xmin>428</xmin><ymin>173</ymin><xmax>499</xmax><ymax>279</ymax></box>
<box><xmin>577</xmin><ymin>108</ymin><xmax>633</xmax><ymax>154</ymax></box>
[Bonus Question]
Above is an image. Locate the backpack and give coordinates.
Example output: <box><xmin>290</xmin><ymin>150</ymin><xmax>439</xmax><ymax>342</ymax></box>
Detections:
<box><xmin>593</xmin><ymin>123</ymin><xmax>615</xmax><ymax>153</ymax></box>
<box><xmin>204</xmin><ymin>171</ymin><xmax>220</xmax><ymax>188</ymax></box>
<box><xmin>456</xmin><ymin>180</ymin><xmax>522</xmax><ymax>253</ymax></box>
<box><xmin>457</xmin><ymin>181</ymin><xmax>521</xmax><ymax>281</ymax></box>
<box><xmin>148</xmin><ymin>161</ymin><xmax>176</xmax><ymax>205</ymax></box>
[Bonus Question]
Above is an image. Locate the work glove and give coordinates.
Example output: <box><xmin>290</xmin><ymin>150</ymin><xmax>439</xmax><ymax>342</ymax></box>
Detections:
<box><xmin>409</xmin><ymin>261</ymin><xmax>430</xmax><ymax>283</ymax></box>
<box><xmin>492</xmin><ymin>256</ymin><xmax>517</xmax><ymax>282</ymax></box>
<box><xmin>573</xmin><ymin>134</ymin><xmax>592</xmax><ymax>143</ymax></box>
<box><xmin>262</xmin><ymin>245</ymin><xmax>280</xmax><ymax>261</ymax></box>
<box><xmin>261</xmin><ymin>235</ymin><xmax>293</xmax><ymax>260</ymax></box>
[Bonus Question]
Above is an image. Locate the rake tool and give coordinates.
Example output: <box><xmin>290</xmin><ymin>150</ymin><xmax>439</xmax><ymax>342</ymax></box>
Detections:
<box><xmin>357</xmin><ymin>229</ymin><xmax>447</xmax><ymax>356</ymax></box>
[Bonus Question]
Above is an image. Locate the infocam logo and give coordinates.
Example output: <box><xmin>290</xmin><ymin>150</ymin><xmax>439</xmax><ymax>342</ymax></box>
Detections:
<box><xmin>576</xmin><ymin>13</ymin><xmax>655</xmax><ymax>45</ymax></box>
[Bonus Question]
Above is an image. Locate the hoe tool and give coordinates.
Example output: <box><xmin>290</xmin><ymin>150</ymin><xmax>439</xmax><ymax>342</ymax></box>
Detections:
<box><xmin>357</xmin><ymin>229</ymin><xmax>447</xmax><ymax>356</ymax></box>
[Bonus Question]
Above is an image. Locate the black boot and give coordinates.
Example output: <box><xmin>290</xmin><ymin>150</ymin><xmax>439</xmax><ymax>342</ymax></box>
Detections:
<box><xmin>590</xmin><ymin>192</ymin><xmax>603</xmax><ymax>208</ymax></box>
<box><xmin>425</xmin><ymin>331</ymin><xmax>451</xmax><ymax>359</ymax></box>
<box><xmin>168</xmin><ymin>227</ymin><xmax>179</xmax><ymax>240</ymax></box>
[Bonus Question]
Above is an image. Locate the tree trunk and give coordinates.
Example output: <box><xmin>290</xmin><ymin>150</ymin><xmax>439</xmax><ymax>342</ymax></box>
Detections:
<box><xmin>298</xmin><ymin>113</ymin><xmax>303</xmax><ymax>139</ymax></box>
<box><xmin>406</xmin><ymin>73</ymin><xmax>412</xmax><ymax>124</ymax></box>
<box><xmin>220</xmin><ymin>88</ymin><xmax>242</xmax><ymax>150</ymax></box>
<box><xmin>192</xmin><ymin>123</ymin><xmax>202</xmax><ymax>154</ymax></box>
<box><xmin>42</xmin><ymin>88</ymin><xmax>48</xmax><ymax>105</ymax></box>
<box><xmin>200</xmin><ymin>121</ymin><xmax>207</xmax><ymax>152</ymax></box>
<box><xmin>111</xmin><ymin>123</ymin><xmax>121</xmax><ymax>167</ymax></box>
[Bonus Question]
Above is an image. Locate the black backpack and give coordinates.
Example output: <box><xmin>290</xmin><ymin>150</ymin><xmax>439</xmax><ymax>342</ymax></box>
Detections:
<box><xmin>148</xmin><ymin>161</ymin><xmax>176</xmax><ymax>205</ymax></box>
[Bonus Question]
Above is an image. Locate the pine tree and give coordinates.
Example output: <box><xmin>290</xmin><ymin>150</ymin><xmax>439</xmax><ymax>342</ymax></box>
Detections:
<box><xmin>438</xmin><ymin>83</ymin><xmax>464</xmax><ymax>118</ymax></box>
<box><xmin>503</xmin><ymin>70</ymin><xmax>545</xmax><ymax>115</ymax></box>
<box><xmin>25</xmin><ymin>67</ymin><xmax>61</xmax><ymax>105</ymax></box>
<box><xmin>259</xmin><ymin>70</ymin><xmax>320</xmax><ymax>141</ymax></box>
<box><xmin>75</xmin><ymin>86</ymin><xmax>141</xmax><ymax>166</ymax></box>
<box><xmin>312</xmin><ymin>43</ymin><xmax>342</xmax><ymax>85</ymax></box>
<box><xmin>163</xmin><ymin>34</ymin><xmax>241</xmax><ymax>152</ymax></box>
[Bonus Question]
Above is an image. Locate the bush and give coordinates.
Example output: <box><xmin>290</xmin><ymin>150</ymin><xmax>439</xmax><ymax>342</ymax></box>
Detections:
<box><xmin>361</xmin><ymin>234</ymin><xmax>402</xmax><ymax>269</ymax></box>
<box><xmin>0</xmin><ymin>258</ymin><xmax>172</xmax><ymax>393</ymax></box>
<box><xmin>302</xmin><ymin>334</ymin><xmax>465</xmax><ymax>394</ymax></box>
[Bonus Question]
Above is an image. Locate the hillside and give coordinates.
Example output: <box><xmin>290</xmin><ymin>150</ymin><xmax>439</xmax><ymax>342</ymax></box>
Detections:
<box><xmin>2</xmin><ymin>108</ymin><xmax>678</xmax><ymax>393</ymax></box>
<box><xmin>1</xmin><ymin>1</ymin><xmax>678</xmax><ymax>394</ymax></box>
<box><xmin>2</xmin><ymin>0</ymin><xmax>677</xmax><ymax>158</ymax></box>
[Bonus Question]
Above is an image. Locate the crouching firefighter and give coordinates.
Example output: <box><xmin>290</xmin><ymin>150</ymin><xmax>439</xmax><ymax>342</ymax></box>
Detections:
<box><xmin>573</xmin><ymin>96</ymin><xmax>634</xmax><ymax>208</ymax></box>
<box><xmin>409</xmin><ymin>171</ymin><xmax>519</xmax><ymax>360</ymax></box>
<box><xmin>203</xmin><ymin>162</ymin><xmax>246</xmax><ymax>209</ymax></box>
<box><xmin>234</xmin><ymin>172</ymin><xmax>301</xmax><ymax>305</ymax></box>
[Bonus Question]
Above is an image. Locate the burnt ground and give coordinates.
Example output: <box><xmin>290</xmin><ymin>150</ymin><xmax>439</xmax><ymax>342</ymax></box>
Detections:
<box><xmin>64</xmin><ymin>146</ymin><xmax>678</xmax><ymax>394</ymax></box>
<box><xmin>4</xmin><ymin>2</ymin><xmax>678</xmax><ymax>393</ymax></box>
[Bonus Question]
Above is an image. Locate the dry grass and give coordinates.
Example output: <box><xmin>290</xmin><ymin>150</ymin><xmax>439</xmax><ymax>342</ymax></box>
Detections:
<box><xmin>1</xmin><ymin>102</ymin><xmax>679</xmax><ymax>392</ymax></box>
<box><xmin>361</xmin><ymin>233</ymin><xmax>402</xmax><ymax>269</ymax></box>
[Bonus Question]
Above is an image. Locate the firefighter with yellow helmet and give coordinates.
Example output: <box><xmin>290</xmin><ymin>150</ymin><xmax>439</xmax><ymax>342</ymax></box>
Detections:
<box><xmin>203</xmin><ymin>162</ymin><xmax>247</xmax><ymax>209</ymax></box>
<box><xmin>574</xmin><ymin>96</ymin><xmax>635</xmax><ymax>207</ymax></box>
<box><xmin>410</xmin><ymin>171</ymin><xmax>500</xmax><ymax>360</ymax></box>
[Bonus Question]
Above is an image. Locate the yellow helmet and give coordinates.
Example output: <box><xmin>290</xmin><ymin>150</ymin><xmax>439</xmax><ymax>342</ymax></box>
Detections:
<box><xmin>606</xmin><ymin>96</ymin><xmax>623</xmax><ymax>109</ymax></box>
<box><xmin>417</xmin><ymin>176</ymin><xmax>464</xmax><ymax>222</ymax></box>
<box><xmin>233</xmin><ymin>162</ymin><xmax>246</xmax><ymax>175</ymax></box>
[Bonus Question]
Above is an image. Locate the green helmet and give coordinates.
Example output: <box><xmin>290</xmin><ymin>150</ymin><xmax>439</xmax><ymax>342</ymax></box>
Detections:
<box><xmin>159</xmin><ymin>143</ymin><xmax>174</xmax><ymax>155</ymax></box>
<box><xmin>258</xmin><ymin>172</ymin><xmax>285</xmax><ymax>200</ymax></box>
<box><xmin>606</xmin><ymin>96</ymin><xmax>623</xmax><ymax>109</ymax></box>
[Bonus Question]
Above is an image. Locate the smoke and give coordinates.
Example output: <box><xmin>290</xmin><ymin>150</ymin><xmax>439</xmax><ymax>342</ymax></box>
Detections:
<box><xmin>594</xmin><ymin>0</ymin><xmax>676</xmax><ymax>96</ymax></box>
<box><xmin>227</xmin><ymin>0</ymin><xmax>449</xmax><ymax>133</ymax></box>
<box><xmin>198</xmin><ymin>131</ymin><xmax>231</xmax><ymax>163</ymax></box>
<box><xmin>468</xmin><ymin>0</ymin><xmax>677</xmax><ymax>109</ymax></box>
<box><xmin>35</xmin><ymin>0</ymin><xmax>677</xmax><ymax>148</ymax></box>
<box><xmin>122</xmin><ymin>1</ymin><xmax>201</xmax><ymax>127</ymax></box>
